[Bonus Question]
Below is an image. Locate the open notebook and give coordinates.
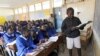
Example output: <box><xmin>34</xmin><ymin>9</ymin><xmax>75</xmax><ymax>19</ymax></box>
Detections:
<box><xmin>26</xmin><ymin>40</ymin><xmax>54</xmax><ymax>56</ymax></box>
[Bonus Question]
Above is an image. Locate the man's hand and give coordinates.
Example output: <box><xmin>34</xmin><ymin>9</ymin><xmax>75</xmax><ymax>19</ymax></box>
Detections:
<box><xmin>0</xmin><ymin>38</ymin><xmax>3</xmax><ymax>45</ymax></box>
<box><xmin>86</xmin><ymin>21</ymin><xmax>92</xmax><ymax>24</ymax></box>
<box><xmin>71</xmin><ymin>27</ymin><xmax>79</xmax><ymax>30</ymax></box>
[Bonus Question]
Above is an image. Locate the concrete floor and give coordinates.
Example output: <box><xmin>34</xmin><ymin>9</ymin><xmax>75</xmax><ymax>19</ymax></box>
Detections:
<box><xmin>58</xmin><ymin>42</ymin><xmax>94</xmax><ymax>56</ymax></box>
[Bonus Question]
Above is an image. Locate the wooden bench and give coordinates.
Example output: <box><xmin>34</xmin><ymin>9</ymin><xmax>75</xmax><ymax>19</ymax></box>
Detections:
<box><xmin>80</xmin><ymin>26</ymin><xmax>93</xmax><ymax>49</ymax></box>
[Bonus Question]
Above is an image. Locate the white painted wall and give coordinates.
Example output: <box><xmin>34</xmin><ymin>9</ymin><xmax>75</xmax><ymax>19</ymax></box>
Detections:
<box><xmin>61</xmin><ymin>0</ymin><xmax>95</xmax><ymax>31</ymax></box>
<box><xmin>0</xmin><ymin>8</ymin><xmax>14</xmax><ymax>20</ymax></box>
<box><xmin>62</xmin><ymin>0</ymin><xmax>95</xmax><ymax>23</ymax></box>
<box><xmin>0</xmin><ymin>8</ymin><xmax>13</xmax><ymax>16</ymax></box>
<box><xmin>93</xmin><ymin>0</ymin><xmax>100</xmax><ymax>56</ymax></box>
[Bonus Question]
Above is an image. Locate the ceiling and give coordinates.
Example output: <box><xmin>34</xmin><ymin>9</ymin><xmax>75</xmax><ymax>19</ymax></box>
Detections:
<box><xmin>0</xmin><ymin>0</ymin><xmax>36</xmax><ymax>8</ymax></box>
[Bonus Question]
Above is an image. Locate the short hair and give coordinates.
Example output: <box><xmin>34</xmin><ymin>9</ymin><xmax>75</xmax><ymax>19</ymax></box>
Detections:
<box><xmin>0</xmin><ymin>25</ymin><xmax>3</xmax><ymax>28</ymax></box>
<box><xmin>21</xmin><ymin>27</ymin><xmax>29</xmax><ymax>34</ymax></box>
<box><xmin>67</xmin><ymin>7</ymin><xmax>74</xmax><ymax>15</ymax></box>
<box><xmin>7</xmin><ymin>26</ymin><xmax>14</xmax><ymax>31</ymax></box>
<box><xmin>0</xmin><ymin>25</ymin><xmax>4</xmax><ymax>31</ymax></box>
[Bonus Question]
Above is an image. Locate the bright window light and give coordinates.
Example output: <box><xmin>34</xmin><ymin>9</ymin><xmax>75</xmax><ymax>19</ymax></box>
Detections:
<box><xmin>18</xmin><ymin>8</ymin><xmax>23</xmax><ymax>14</ymax></box>
<box><xmin>35</xmin><ymin>3</ymin><xmax>42</xmax><ymax>11</ymax></box>
<box><xmin>54</xmin><ymin>0</ymin><xmax>63</xmax><ymax>7</ymax></box>
<box><xmin>42</xmin><ymin>1</ymin><xmax>50</xmax><ymax>9</ymax></box>
<box><xmin>15</xmin><ymin>9</ymin><xmax>18</xmax><ymax>14</ymax></box>
<box><xmin>29</xmin><ymin>5</ymin><xmax>35</xmax><ymax>12</ymax></box>
<box><xmin>22</xmin><ymin>6</ymin><xmax>27</xmax><ymax>13</ymax></box>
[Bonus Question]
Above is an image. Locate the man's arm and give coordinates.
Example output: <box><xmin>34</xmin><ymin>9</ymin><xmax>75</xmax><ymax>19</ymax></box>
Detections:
<box><xmin>61</xmin><ymin>19</ymin><xmax>72</xmax><ymax>35</ymax></box>
<box><xmin>72</xmin><ymin>21</ymin><xmax>92</xmax><ymax>30</ymax></box>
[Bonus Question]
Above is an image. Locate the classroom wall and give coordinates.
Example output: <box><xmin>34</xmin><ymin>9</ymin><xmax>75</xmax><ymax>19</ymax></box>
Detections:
<box><xmin>62</xmin><ymin>0</ymin><xmax>95</xmax><ymax>23</ymax></box>
<box><xmin>93</xmin><ymin>30</ymin><xmax>100</xmax><ymax>56</ymax></box>
<box><xmin>0</xmin><ymin>8</ymin><xmax>14</xmax><ymax>21</ymax></box>
<box><xmin>93</xmin><ymin>0</ymin><xmax>100</xmax><ymax>56</ymax></box>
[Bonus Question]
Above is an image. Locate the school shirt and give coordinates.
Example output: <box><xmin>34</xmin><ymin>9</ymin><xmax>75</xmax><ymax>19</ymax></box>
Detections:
<box><xmin>61</xmin><ymin>16</ymin><xmax>82</xmax><ymax>38</ymax></box>
<box><xmin>37</xmin><ymin>30</ymin><xmax>48</xmax><ymax>41</ymax></box>
<box><xmin>16</xmin><ymin>35</ymin><xmax>37</xmax><ymax>56</ymax></box>
<box><xmin>32</xmin><ymin>26</ymin><xmax>39</xmax><ymax>40</ymax></box>
<box><xmin>3</xmin><ymin>32</ymin><xmax>16</xmax><ymax>45</ymax></box>
<box><xmin>0</xmin><ymin>32</ymin><xmax>4</xmax><ymax>38</ymax></box>
<box><xmin>14</xmin><ymin>31</ymin><xmax>22</xmax><ymax>38</ymax></box>
<box><xmin>47</xmin><ymin>27</ymin><xmax>56</xmax><ymax>37</ymax></box>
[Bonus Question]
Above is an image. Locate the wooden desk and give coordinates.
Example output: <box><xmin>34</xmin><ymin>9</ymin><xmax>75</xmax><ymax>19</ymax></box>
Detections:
<box><xmin>26</xmin><ymin>36</ymin><xmax>63</xmax><ymax>56</ymax></box>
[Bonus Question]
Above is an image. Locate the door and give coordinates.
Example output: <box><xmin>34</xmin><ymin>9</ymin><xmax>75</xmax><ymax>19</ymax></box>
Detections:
<box><xmin>53</xmin><ymin>7</ymin><xmax>63</xmax><ymax>32</ymax></box>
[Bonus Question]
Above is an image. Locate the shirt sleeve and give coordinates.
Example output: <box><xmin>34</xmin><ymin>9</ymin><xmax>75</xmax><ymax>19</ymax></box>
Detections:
<box><xmin>16</xmin><ymin>37</ymin><xmax>28</xmax><ymax>56</ymax></box>
<box><xmin>37</xmin><ymin>31</ymin><xmax>44</xmax><ymax>40</ymax></box>
<box><xmin>77</xmin><ymin>17</ymin><xmax>82</xmax><ymax>25</ymax></box>
<box><xmin>76</xmin><ymin>18</ymin><xmax>86</xmax><ymax>30</ymax></box>
<box><xmin>28</xmin><ymin>37</ymin><xmax>37</xmax><ymax>49</ymax></box>
<box><xmin>61</xmin><ymin>19</ymin><xmax>72</xmax><ymax>35</ymax></box>
<box><xmin>3</xmin><ymin>35</ymin><xmax>10</xmax><ymax>44</ymax></box>
<box><xmin>61</xmin><ymin>19</ymin><xmax>67</xmax><ymax>33</ymax></box>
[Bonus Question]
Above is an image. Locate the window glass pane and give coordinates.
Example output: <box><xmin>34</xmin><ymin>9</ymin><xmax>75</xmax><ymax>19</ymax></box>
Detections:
<box><xmin>29</xmin><ymin>5</ymin><xmax>35</xmax><ymax>12</ymax></box>
<box><xmin>22</xmin><ymin>6</ymin><xmax>27</xmax><ymax>13</ymax></box>
<box><xmin>54</xmin><ymin>0</ymin><xmax>63</xmax><ymax>7</ymax></box>
<box><xmin>35</xmin><ymin>3</ymin><xmax>42</xmax><ymax>11</ymax></box>
<box><xmin>42</xmin><ymin>1</ymin><xmax>50</xmax><ymax>9</ymax></box>
<box><xmin>18</xmin><ymin>8</ymin><xmax>22</xmax><ymax>14</ymax></box>
<box><xmin>15</xmin><ymin>9</ymin><xmax>18</xmax><ymax>14</ymax></box>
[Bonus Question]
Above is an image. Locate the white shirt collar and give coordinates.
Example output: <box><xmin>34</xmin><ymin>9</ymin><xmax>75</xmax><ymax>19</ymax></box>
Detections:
<box><xmin>20</xmin><ymin>35</ymin><xmax>27</xmax><ymax>40</ymax></box>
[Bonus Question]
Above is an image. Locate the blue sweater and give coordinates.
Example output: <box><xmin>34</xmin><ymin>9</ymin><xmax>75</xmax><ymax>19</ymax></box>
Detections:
<box><xmin>0</xmin><ymin>32</ymin><xmax>4</xmax><ymax>38</ymax></box>
<box><xmin>3</xmin><ymin>33</ymin><xmax>16</xmax><ymax>44</ymax></box>
<box><xmin>16</xmin><ymin>35</ymin><xmax>37</xmax><ymax>56</ymax></box>
<box><xmin>37</xmin><ymin>30</ymin><xmax>48</xmax><ymax>41</ymax></box>
<box><xmin>14</xmin><ymin>31</ymin><xmax>22</xmax><ymax>38</ymax></box>
<box><xmin>47</xmin><ymin>27</ymin><xmax>56</xmax><ymax>37</ymax></box>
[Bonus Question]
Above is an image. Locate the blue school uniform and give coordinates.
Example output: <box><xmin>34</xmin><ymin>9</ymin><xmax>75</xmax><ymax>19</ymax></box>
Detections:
<box><xmin>47</xmin><ymin>27</ymin><xmax>56</xmax><ymax>37</ymax></box>
<box><xmin>37</xmin><ymin>30</ymin><xmax>48</xmax><ymax>41</ymax></box>
<box><xmin>3</xmin><ymin>32</ymin><xmax>16</xmax><ymax>44</ymax></box>
<box><xmin>0</xmin><ymin>32</ymin><xmax>4</xmax><ymax>38</ymax></box>
<box><xmin>32</xmin><ymin>26</ymin><xmax>39</xmax><ymax>33</ymax></box>
<box><xmin>16</xmin><ymin>35</ymin><xmax>37</xmax><ymax>56</ymax></box>
<box><xmin>14</xmin><ymin>31</ymin><xmax>22</xmax><ymax>38</ymax></box>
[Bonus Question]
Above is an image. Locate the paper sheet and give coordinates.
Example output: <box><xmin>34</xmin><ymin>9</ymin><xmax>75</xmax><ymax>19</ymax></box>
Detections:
<box><xmin>48</xmin><ymin>36</ymin><xmax>58</xmax><ymax>42</ymax></box>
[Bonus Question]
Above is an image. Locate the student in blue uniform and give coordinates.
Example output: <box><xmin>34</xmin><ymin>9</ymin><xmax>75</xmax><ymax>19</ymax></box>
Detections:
<box><xmin>20</xmin><ymin>21</ymin><xmax>28</xmax><ymax>27</ymax></box>
<box><xmin>37</xmin><ymin>24</ymin><xmax>49</xmax><ymax>44</ymax></box>
<box><xmin>3</xmin><ymin>26</ymin><xmax>16</xmax><ymax>56</ymax></box>
<box><xmin>16</xmin><ymin>28</ymin><xmax>37</xmax><ymax>56</ymax></box>
<box><xmin>47</xmin><ymin>22</ymin><xmax>57</xmax><ymax>37</ymax></box>
<box><xmin>0</xmin><ymin>25</ymin><xmax>5</xmax><ymax>45</ymax></box>
<box><xmin>4</xmin><ymin>22</ymin><xmax>9</xmax><ymax>31</ymax></box>
<box><xmin>0</xmin><ymin>25</ymin><xmax>4</xmax><ymax>38</ymax></box>
<box><xmin>0</xmin><ymin>25</ymin><xmax>4</xmax><ymax>54</ymax></box>
<box><xmin>14</xmin><ymin>25</ymin><xmax>22</xmax><ymax>38</ymax></box>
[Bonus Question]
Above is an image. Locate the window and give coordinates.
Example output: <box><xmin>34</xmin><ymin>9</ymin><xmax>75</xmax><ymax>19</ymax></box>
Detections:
<box><xmin>42</xmin><ymin>1</ymin><xmax>50</xmax><ymax>9</ymax></box>
<box><xmin>18</xmin><ymin>8</ymin><xmax>23</xmax><ymax>14</ymax></box>
<box><xmin>35</xmin><ymin>3</ymin><xmax>42</xmax><ymax>11</ymax></box>
<box><xmin>29</xmin><ymin>5</ymin><xmax>35</xmax><ymax>12</ymax></box>
<box><xmin>15</xmin><ymin>9</ymin><xmax>18</xmax><ymax>14</ymax></box>
<box><xmin>22</xmin><ymin>6</ymin><xmax>27</xmax><ymax>13</ymax></box>
<box><xmin>54</xmin><ymin>0</ymin><xmax>63</xmax><ymax>7</ymax></box>
<box><xmin>66</xmin><ymin>0</ymin><xmax>80</xmax><ymax>3</ymax></box>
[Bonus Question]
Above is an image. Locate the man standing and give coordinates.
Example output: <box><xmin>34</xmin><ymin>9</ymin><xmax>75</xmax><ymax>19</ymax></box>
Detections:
<box><xmin>48</xmin><ymin>14</ymin><xmax>55</xmax><ymax>27</ymax></box>
<box><xmin>61</xmin><ymin>7</ymin><xmax>83</xmax><ymax>56</ymax></box>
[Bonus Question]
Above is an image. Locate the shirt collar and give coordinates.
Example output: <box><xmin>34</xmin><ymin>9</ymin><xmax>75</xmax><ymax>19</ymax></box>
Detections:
<box><xmin>20</xmin><ymin>35</ymin><xmax>27</xmax><ymax>40</ymax></box>
<box><xmin>0</xmin><ymin>32</ymin><xmax>4</xmax><ymax>34</ymax></box>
